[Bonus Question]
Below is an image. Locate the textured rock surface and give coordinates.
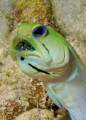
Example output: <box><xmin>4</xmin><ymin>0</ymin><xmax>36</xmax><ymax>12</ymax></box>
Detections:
<box><xmin>15</xmin><ymin>109</ymin><xmax>54</xmax><ymax>120</ymax></box>
<box><xmin>0</xmin><ymin>0</ymin><xmax>16</xmax><ymax>49</ymax></box>
<box><xmin>50</xmin><ymin>0</ymin><xmax>86</xmax><ymax>58</ymax></box>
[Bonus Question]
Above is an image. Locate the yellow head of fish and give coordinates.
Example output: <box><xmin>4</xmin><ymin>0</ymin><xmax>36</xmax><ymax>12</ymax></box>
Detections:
<box><xmin>9</xmin><ymin>23</ymin><xmax>69</xmax><ymax>80</ymax></box>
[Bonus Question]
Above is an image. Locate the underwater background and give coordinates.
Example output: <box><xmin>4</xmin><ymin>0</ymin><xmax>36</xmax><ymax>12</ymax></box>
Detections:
<box><xmin>0</xmin><ymin>0</ymin><xmax>86</xmax><ymax>120</ymax></box>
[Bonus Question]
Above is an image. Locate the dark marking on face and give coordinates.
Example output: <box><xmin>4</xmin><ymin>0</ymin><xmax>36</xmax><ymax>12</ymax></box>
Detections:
<box><xmin>28</xmin><ymin>63</ymin><xmax>50</xmax><ymax>75</ymax></box>
<box><xmin>20</xmin><ymin>57</ymin><xmax>25</xmax><ymax>61</ymax></box>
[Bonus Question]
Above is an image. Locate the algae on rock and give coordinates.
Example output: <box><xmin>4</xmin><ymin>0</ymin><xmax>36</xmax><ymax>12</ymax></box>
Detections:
<box><xmin>50</xmin><ymin>0</ymin><xmax>86</xmax><ymax>58</ymax></box>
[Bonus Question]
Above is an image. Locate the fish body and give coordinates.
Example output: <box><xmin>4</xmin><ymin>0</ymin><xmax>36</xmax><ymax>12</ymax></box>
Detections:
<box><xmin>9</xmin><ymin>23</ymin><xmax>86</xmax><ymax>120</ymax></box>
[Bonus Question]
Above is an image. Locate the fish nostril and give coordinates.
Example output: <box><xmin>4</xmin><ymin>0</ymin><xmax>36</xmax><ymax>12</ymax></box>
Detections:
<box><xmin>20</xmin><ymin>57</ymin><xmax>25</xmax><ymax>61</ymax></box>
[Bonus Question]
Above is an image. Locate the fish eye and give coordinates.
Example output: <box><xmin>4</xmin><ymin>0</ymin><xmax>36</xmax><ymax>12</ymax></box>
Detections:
<box><xmin>15</xmin><ymin>39</ymin><xmax>35</xmax><ymax>51</ymax></box>
<box><xmin>32</xmin><ymin>25</ymin><xmax>46</xmax><ymax>38</ymax></box>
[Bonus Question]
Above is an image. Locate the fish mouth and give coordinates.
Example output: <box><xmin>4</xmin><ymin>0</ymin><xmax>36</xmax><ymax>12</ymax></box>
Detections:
<box><xmin>28</xmin><ymin>63</ymin><xmax>50</xmax><ymax>75</ymax></box>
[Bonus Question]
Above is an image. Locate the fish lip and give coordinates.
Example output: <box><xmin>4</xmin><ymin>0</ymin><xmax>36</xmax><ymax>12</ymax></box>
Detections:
<box><xmin>28</xmin><ymin>63</ymin><xmax>50</xmax><ymax>75</ymax></box>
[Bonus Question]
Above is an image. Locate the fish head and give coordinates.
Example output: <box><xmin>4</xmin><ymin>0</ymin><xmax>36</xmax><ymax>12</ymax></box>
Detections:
<box><xmin>9</xmin><ymin>23</ymin><xmax>69</xmax><ymax>80</ymax></box>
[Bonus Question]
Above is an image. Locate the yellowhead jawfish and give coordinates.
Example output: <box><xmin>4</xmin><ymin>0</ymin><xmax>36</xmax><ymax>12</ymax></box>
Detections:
<box><xmin>9</xmin><ymin>23</ymin><xmax>86</xmax><ymax>120</ymax></box>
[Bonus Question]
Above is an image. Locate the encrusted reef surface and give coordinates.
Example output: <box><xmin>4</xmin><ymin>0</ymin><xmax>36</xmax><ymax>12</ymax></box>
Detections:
<box><xmin>0</xmin><ymin>0</ymin><xmax>85</xmax><ymax>120</ymax></box>
<box><xmin>50</xmin><ymin>0</ymin><xmax>86</xmax><ymax>58</ymax></box>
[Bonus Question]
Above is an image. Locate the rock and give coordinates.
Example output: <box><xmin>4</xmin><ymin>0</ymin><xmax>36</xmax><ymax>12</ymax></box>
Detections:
<box><xmin>50</xmin><ymin>0</ymin><xmax>86</xmax><ymax>57</ymax></box>
<box><xmin>0</xmin><ymin>0</ymin><xmax>16</xmax><ymax>49</ymax></box>
<box><xmin>15</xmin><ymin>108</ymin><xmax>54</xmax><ymax>120</ymax></box>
